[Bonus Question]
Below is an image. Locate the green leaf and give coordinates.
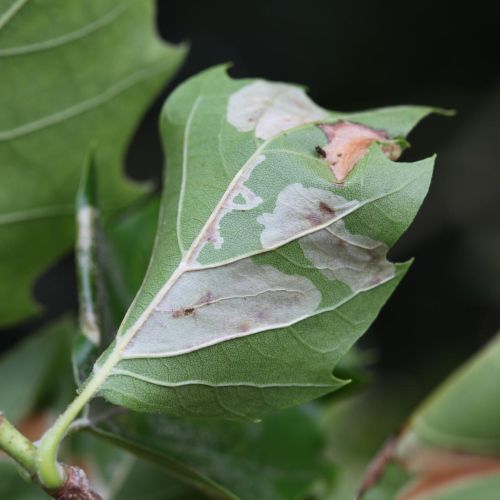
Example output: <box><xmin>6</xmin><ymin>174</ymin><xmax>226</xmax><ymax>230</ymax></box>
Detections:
<box><xmin>71</xmin><ymin>181</ymin><xmax>328</xmax><ymax>499</ymax></box>
<box><xmin>71</xmin><ymin>431</ymin><xmax>197</xmax><ymax>500</ymax></box>
<box><xmin>109</xmin><ymin>458</ymin><xmax>197</xmax><ymax>500</ymax></box>
<box><xmin>411</xmin><ymin>333</ymin><xmax>500</xmax><ymax>454</ymax></box>
<box><xmin>106</xmin><ymin>195</ymin><xmax>161</xmax><ymax>302</ymax></box>
<box><xmin>86</xmin><ymin>66</ymin><xmax>436</xmax><ymax>420</ymax></box>
<box><xmin>322</xmin><ymin>380</ymin><xmax>423</xmax><ymax>499</ymax></box>
<box><xmin>0</xmin><ymin>318</ymin><xmax>74</xmax><ymax>422</ymax></box>
<box><xmin>360</xmin><ymin>334</ymin><xmax>500</xmax><ymax>499</ymax></box>
<box><xmin>0</xmin><ymin>0</ymin><xmax>186</xmax><ymax>327</ymax></box>
<box><xmin>91</xmin><ymin>405</ymin><xmax>326</xmax><ymax>500</ymax></box>
<box><xmin>420</xmin><ymin>475</ymin><xmax>500</xmax><ymax>500</ymax></box>
<box><xmin>0</xmin><ymin>460</ymin><xmax>47</xmax><ymax>500</ymax></box>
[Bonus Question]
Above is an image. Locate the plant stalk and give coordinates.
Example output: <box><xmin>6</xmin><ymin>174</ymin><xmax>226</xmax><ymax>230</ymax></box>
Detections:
<box><xmin>0</xmin><ymin>412</ymin><xmax>37</xmax><ymax>475</ymax></box>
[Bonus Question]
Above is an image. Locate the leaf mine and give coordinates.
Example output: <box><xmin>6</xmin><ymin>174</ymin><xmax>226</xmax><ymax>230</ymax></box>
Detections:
<box><xmin>227</xmin><ymin>80</ymin><xmax>327</xmax><ymax>139</ymax></box>
<box><xmin>299</xmin><ymin>220</ymin><xmax>395</xmax><ymax>292</ymax></box>
<box><xmin>121</xmin><ymin>259</ymin><xmax>321</xmax><ymax>358</ymax></box>
<box><xmin>257</xmin><ymin>183</ymin><xmax>360</xmax><ymax>248</ymax></box>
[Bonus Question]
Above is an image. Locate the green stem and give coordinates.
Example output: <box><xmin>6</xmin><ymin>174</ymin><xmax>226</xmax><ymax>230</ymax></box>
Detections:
<box><xmin>35</xmin><ymin>375</ymin><xmax>103</xmax><ymax>489</ymax></box>
<box><xmin>0</xmin><ymin>412</ymin><xmax>37</xmax><ymax>475</ymax></box>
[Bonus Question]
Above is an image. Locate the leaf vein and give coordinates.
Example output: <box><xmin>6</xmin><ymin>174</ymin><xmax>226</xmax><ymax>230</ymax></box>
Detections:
<box><xmin>0</xmin><ymin>60</ymin><xmax>171</xmax><ymax>141</ymax></box>
<box><xmin>0</xmin><ymin>2</ymin><xmax>131</xmax><ymax>56</ymax></box>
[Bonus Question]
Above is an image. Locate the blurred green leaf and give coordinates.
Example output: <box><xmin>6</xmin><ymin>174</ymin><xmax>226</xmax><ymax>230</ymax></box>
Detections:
<box><xmin>91</xmin><ymin>405</ymin><xmax>326</xmax><ymax>500</ymax></box>
<box><xmin>0</xmin><ymin>0</ymin><xmax>186</xmax><ymax>327</ymax></box>
<box><xmin>106</xmin><ymin>195</ymin><xmax>160</xmax><ymax>304</ymax></box>
<box><xmin>0</xmin><ymin>318</ymin><xmax>74</xmax><ymax>421</ymax></box>
<box><xmin>411</xmin><ymin>333</ymin><xmax>500</xmax><ymax>453</ymax></box>
<box><xmin>71</xmin><ymin>431</ymin><xmax>198</xmax><ymax>500</ymax></box>
<box><xmin>0</xmin><ymin>461</ymin><xmax>47</xmax><ymax>500</ymax></box>
<box><xmin>360</xmin><ymin>334</ymin><xmax>500</xmax><ymax>499</ymax></box>
<box><xmin>321</xmin><ymin>379</ymin><xmax>424</xmax><ymax>499</ymax></box>
<box><xmin>425</xmin><ymin>474</ymin><xmax>500</xmax><ymax>500</ymax></box>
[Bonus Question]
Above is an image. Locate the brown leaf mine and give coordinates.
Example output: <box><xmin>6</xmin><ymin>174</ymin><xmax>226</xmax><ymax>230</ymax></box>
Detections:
<box><xmin>318</xmin><ymin>121</ymin><xmax>402</xmax><ymax>183</ymax></box>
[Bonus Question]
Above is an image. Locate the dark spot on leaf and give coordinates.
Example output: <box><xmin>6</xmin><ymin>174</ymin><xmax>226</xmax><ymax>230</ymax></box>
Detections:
<box><xmin>319</xmin><ymin>202</ymin><xmax>335</xmax><ymax>215</ymax></box>
<box><xmin>172</xmin><ymin>307</ymin><xmax>195</xmax><ymax>318</ymax></box>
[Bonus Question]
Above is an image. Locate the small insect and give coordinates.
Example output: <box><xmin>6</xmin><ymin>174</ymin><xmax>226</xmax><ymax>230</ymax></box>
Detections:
<box><xmin>315</xmin><ymin>145</ymin><xmax>326</xmax><ymax>158</ymax></box>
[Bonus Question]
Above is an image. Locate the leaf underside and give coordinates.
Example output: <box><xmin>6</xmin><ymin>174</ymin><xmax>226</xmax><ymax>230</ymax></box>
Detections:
<box><xmin>91</xmin><ymin>66</ymin><xmax>436</xmax><ymax>420</ymax></box>
<box><xmin>71</xmin><ymin>193</ymin><xmax>328</xmax><ymax>500</ymax></box>
<box><xmin>0</xmin><ymin>0</ymin><xmax>185</xmax><ymax>326</ymax></box>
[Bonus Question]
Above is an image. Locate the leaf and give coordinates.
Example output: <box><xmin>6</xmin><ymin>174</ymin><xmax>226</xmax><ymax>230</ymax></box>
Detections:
<box><xmin>106</xmin><ymin>195</ymin><xmax>161</xmax><ymax>302</ymax></box>
<box><xmin>411</xmin><ymin>334</ymin><xmax>500</xmax><ymax>453</ymax></box>
<box><xmin>86</xmin><ymin>66</ymin><xmax>437</xmax><ymax>420</ymax></box>
<box><xmin>0</xmin><ymin>460</ymin><xmax>47</xmax><ymax>500</ymax></box>
<box><xmin>359</xmin><ymin>334</ymin><xmax>500</xmax><ymax>499</ymax></box>
<box><xmin>0</xmin><ymin>0</ymin><xmax>186</xmax><ymax>327</ymax></box>
<box><xmin>90</xmin><ymin>404</ymin><xmax>327</xmax><ymax>500</ymax></box>
<box><xmin>108</xmin><ymin>457</ymin><xmax>197</xmax><ymax>500</ymax></box>
<box><xmin>0</xmin><ymin>318</ymin><xmax>74</xmax><ymax>422</ymax></box>
<box><xmin>71</xmin><ymin>177</ymin><xmax>328</xmax><ymax>499</ymax></box>
<box><xmin>321</xmin><ymin>380</ymin><xmax>423</xmax><ymax>499</ymax></box>
<box><xmin>71</xmin><ymin>431</ymin><xmax>198</xmax><ymax>500</ymax></box>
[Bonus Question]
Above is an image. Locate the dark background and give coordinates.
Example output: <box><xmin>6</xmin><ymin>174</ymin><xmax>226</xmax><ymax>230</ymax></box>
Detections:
<box><xmin>4</xmin><ymin>1</ymin><xmax>500</xmax><ymax>392</ymax></box>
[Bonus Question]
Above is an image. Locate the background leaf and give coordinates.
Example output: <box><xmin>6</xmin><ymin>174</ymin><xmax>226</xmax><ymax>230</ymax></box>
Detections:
<box><xmin>361</xmin><ymin>334</ymin><xmax>500</xmax><ymax>499</ymax></box>
<box><xmin>0</xmin><ymin>0</ymin><xmax>186</xmax><ymax>327</ymax></box>
<box><xmin>91</xmin><ymin>404</ymin><xmax>327</xmax><ymax>500</ymax></box>
<box><xmin>0</xmin><ymin>317</ymin><xmax>74</xmax><ymax>421</ymax></box>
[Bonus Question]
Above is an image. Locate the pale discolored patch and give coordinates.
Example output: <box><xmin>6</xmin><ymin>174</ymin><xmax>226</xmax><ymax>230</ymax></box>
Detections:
<box><xmin>257</xmin><ymin>183</ymin><xmax>359</xmax><ymax>248</ymax></box>
<box><xmin>319</xmin><ymin>121</ymin><xmax>402</xmax><ymax>183</ymax></box>
<box><xmin>122</xmin><ymin>259</ymin><xmax>321</xmax><ymax>358</ymax></box>
<box><xmin>193</xmin><ymin>154</ymin><xmax>265</xmax><ymax>259</ymax></box>
<box><xmin>76</xmin><ymin>205</ymin><xmax>100</xmax><ymax>345</ymax></box>
<box><xmin>76</xmin><ymin>206</ymin><xmax>97</xmax><ymax>253</ymax></box>
<box><xmin>299</xmin><ymin>219</ymin><xmax>395</xmax><ymax>292</ymax></box>
<box><xmin>227</xmin><ymin>81</ymin><xmax>327</xmax><ymax>140</ymax></box>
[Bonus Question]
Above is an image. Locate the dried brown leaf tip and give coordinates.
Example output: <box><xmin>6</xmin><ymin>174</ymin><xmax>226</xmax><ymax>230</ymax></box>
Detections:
<box><xmin>318</xmin><ymin>121</ymin><xmax>402</xmax><ymax>183</ymax></box>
